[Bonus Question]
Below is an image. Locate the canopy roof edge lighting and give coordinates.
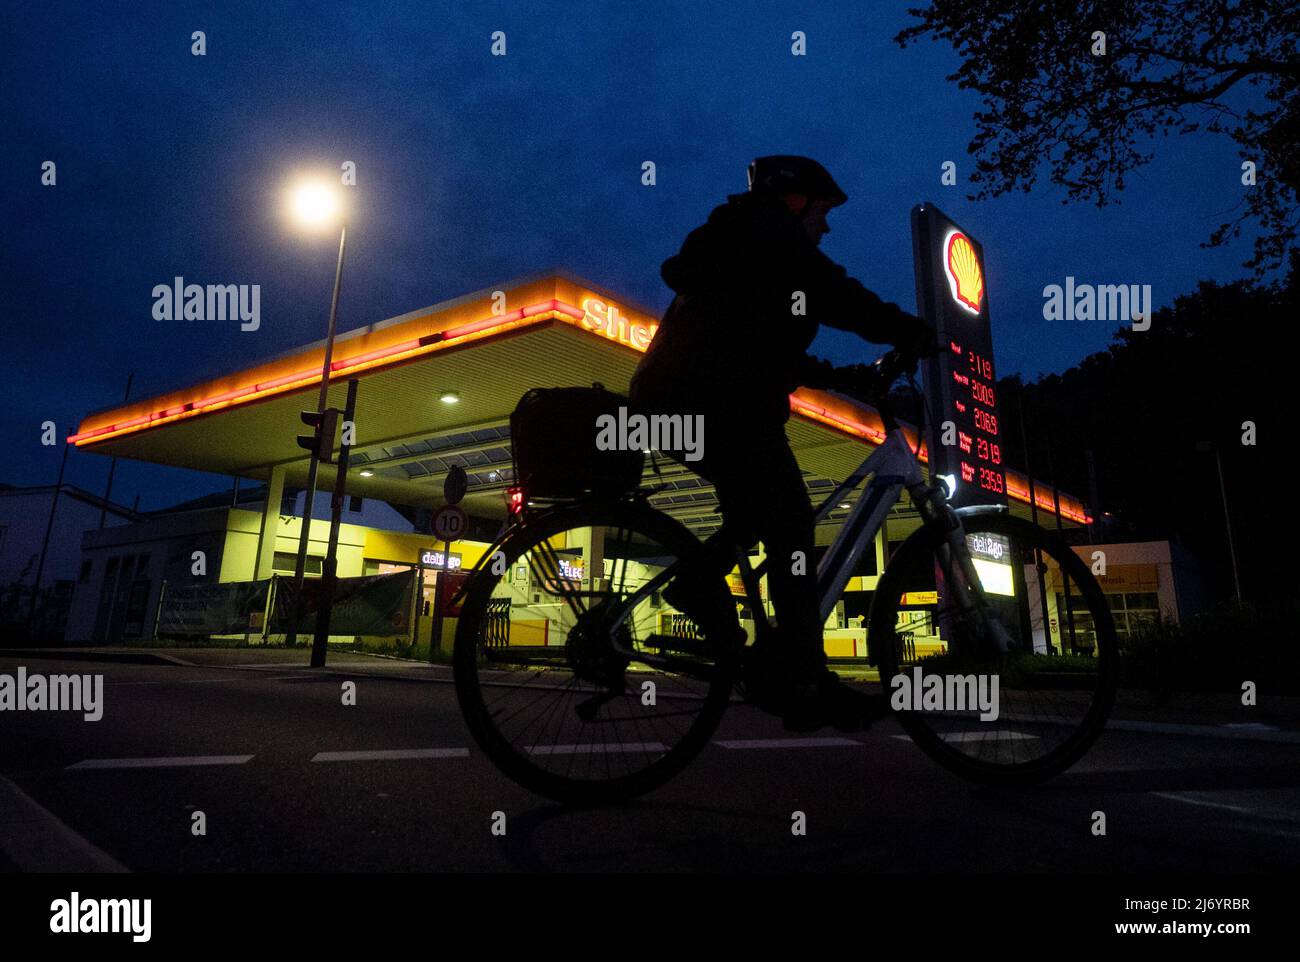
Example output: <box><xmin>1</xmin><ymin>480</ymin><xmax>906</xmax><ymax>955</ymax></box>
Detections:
<box><xmin>70</xmin><ymin>272</ymin><xmax>1091</xmax><ymax>525</ymax></box>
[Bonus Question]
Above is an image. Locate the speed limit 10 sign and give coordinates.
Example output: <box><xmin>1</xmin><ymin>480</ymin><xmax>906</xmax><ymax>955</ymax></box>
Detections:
<box><xmin>431</xmin><ymin>505</ymin><xmax>468</xmax><ymax>542</ymax></box>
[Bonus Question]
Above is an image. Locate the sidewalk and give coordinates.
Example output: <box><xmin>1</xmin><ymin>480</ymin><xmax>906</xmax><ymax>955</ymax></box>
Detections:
<box><xmin>5</xmin><ymin>645</ymin><xmax>1299</xmax><ymax>731</ymax></box>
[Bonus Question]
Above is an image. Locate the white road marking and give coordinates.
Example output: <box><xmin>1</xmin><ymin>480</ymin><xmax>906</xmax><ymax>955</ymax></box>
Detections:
<box><xmin>714</xmin><ymin>737</ymin><xmax>862</xmax><ymax>749</ymax></box>
<box><xmin>1222</xmin><ymin>722</ymin><xmax>1280</xmax><ymax>730</ymax></box>
<box><xmin>890</xmin><ymin>718</ymin><xmax>1300</xmax><ymax>744</ymax></box>
<box><xmin>107</xmin><ymin>675</ymin><xmax>305</xmax><ymax>686</ymax></box>
<box><xmin>1107</xmin><ymin>720</ymin><xmax>1300</xmax><ymax>743</ymax></box>
<box><xmin>1151</xmin><ymin>792</ymin><xmax>1254</xmax><ymax>814</ymax></box>
<box><xmin>67</xmin><ymin>755</ymin><xmax>254</xmax><ymax>770</ymax></box>
<box><xmin>526</xmin><ymin>743</ymin><xmax>668</xmax><ymax>755</ymax></box>
<box><xmin>891</xmin><ymin>732</ymin><xmax>1039</xmax><ymax>743</ymax></box>
<box><xmin>312</xmin><ymin>748</ymin><xmax>469</xmax><ymax>762</ymax></box>
<box><xmin>1227</xmin><ymin>823</ymin><xmax>1300</xmax><ymax>841</ymax></box>
<box><xmin>1152</xmin><ymin>792</ymin><xmax>1300</xmax><ymax>843</ymax></box>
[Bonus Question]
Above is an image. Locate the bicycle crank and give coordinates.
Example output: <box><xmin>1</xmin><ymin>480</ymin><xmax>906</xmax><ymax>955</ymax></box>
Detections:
<box><xmin>565</xmin><ymin>604</ymin><xmax>632</xmax><ymax>688</ymax></box>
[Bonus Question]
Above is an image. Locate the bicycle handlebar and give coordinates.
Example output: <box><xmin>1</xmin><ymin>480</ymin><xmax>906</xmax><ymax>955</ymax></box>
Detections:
<box><xmin>874</xmin><ymin>348</ymin><xmax>919</xmax><ymax>385</ymax></box>
<box><xmin>829</xmin><ymin>347</ymin><xmax>932</xmax><ymax>440</ymax></box>
<box><xmin>844</xmin><ymin>348</ymin><xmax>920</xmax><ymax>403</ymax></box>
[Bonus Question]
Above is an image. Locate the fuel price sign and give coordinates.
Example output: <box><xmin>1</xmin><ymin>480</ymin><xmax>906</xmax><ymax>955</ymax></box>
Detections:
<box><xmin>911</xmin><ymin>203</ymin><xmax>1008</xmax><ymax>509</ymax></box>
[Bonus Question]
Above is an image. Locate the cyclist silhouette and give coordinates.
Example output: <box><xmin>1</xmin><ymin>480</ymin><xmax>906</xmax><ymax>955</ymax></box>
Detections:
<box><xmin>630</xmin><ymin>155</ymin><xmax>936</xmax><ymax>731</ymax></box>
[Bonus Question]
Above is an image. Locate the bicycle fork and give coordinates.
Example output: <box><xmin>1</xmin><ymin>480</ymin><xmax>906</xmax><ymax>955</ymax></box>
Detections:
<box><xmin>913</xmin><ymin>485</ymin><xmax>1015</xmax><ymax>656</ymax></box>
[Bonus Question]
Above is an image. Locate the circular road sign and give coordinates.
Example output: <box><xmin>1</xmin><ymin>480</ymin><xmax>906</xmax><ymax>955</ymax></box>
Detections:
<box><xmin>444</xmin><ymin>465</ymin><xmax>468</xmax><ymax>505</ymax></box>
<box><xmin>431</xmin><ymin>505</ymin><xmax>469</xmax><ymax>542</ymax></box>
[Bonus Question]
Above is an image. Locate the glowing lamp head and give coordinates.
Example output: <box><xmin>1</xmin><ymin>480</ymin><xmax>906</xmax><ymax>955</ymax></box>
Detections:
<box><xmin>943</xmin><ymin>231</ymin><xmax>984</xmax><ymax>314</ymax></box>
<box><xmin>290</xmin><ymin>180</ymin><xmax>340</xmax><ymax>227</ymax></box>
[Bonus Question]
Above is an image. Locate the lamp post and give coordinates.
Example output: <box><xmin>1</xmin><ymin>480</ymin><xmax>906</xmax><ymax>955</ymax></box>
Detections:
<box><xmin>1196</xmin><ymin>440</ymin><xmax>1242</xmax><ymax>605</ymax></box>
<box><xmin>1213</xmin><ymin>445</ymin><xmax>1243</xmax><ymax>606</ymax></box>
<box><xmin>285</xmin><ymin>179</ymin><xmax>347</xmax><ymax>650</ymax></box>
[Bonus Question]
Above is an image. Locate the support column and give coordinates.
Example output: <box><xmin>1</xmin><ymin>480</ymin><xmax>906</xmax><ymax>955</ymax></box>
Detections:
<box><xmin>575</xmin><ymin>526</ymin><xmax>605</xmax><ymax>591</ymax></box>
<box><xmin>253</xmin><ymin>464</ymin><xmax>287</xmax><ymax>581</ymax></box>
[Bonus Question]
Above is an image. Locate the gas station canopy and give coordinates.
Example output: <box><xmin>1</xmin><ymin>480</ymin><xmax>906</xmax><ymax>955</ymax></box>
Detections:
<box><xmin>72</xmin><ymin>271</ymin><xmax>1090</xmax><ymax>539</ymax></box>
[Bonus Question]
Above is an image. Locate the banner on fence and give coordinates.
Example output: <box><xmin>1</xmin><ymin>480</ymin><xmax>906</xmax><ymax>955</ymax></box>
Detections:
<box><xmin>270</xmin><ymin>570</ymin><xmax>415</xmax><ymax>635</ymax></box>
<box><xmin>157</xmin><ymin>580</ymin><xmax>270</xmax><ymax>636</ymax></box>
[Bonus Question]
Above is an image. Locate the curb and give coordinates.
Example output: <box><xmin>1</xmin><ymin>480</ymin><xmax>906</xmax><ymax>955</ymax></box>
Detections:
<box><xmin>0</xmin><ymin>775</ymin><xmax>129</xmax><ymax>873</ymax></box>
<box><xmin>0</xmin><ymin>648</ymin><xmax>195</xmax><ymax>667</ymax></box>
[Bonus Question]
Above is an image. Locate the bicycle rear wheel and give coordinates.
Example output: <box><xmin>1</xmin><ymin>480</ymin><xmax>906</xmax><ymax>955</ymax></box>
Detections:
<box><xmin>870</xmin><ymin>511</ymin><xmax>1117</xmax><ymax>784</ymax></box>
<box><xmin>453</xmin><ymin>498</ymin><xmax>739</xmax><ymax>804</ymax></box>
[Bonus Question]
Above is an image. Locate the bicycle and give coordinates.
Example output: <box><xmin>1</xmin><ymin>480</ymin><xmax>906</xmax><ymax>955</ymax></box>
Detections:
<box><xmin>453</xmin><ymin>349</ymin><xmax>1118</xmax><ymax>803</ymax></box>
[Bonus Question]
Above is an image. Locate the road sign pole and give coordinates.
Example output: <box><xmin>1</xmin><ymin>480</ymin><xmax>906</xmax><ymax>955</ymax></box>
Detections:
<box><xmin>427</xmin><ymin>490</ymin><xmax>468</xmax><ymax>662</ymax></box>
<box><xmin>426</xmin><ymin>470</ymin><xmax>469</xmax><ymax>662</ymax></box>
<box><xmin>429</xmin><ymin>539</ymin><xmax>449</xmax><ymax>663</ymax></box>
<box><xmin>311</xmin><ymin>378</ymin><xmax>359</xmax><ymax>667</ymax></box>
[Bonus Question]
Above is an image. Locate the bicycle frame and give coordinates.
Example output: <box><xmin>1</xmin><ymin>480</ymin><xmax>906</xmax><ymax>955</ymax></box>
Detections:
<box><xmin>808</xmin><ymin>426</ymin><xmax>925</xmax><ymax>622</ymax></box>
<box><xmin>457</xmin><ymin>360</ymin><xmax>1011</xmax><ymax>668</ymax></box>
<box><xmin>605</xmin><ymin>421</ymin><xmax>962</xmax><ymax>651</ymax></box>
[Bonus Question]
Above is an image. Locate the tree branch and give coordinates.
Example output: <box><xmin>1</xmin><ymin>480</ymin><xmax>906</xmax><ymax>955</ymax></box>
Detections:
<box><xmin>1127</xmin><ymin>42</ymin><xmax>1300</xmax><ymax>79</ymax></box>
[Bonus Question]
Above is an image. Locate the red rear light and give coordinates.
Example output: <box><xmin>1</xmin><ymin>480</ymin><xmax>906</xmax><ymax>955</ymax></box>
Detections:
<box><xmin>507</xmin><ymin>486</ymin><xmax>525</xmax><ymax>514</ymax></box>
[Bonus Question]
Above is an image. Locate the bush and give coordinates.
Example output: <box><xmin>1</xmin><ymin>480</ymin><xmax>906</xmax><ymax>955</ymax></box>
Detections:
<box><xmin>1118</xmin><ymin>601</ymin><xmax>1300</xmax><ymax>694</ymax></box>
<box><xmin>344</xmin><ymin>638</ymin><xmax>451</xmax><ymax>664</ymax></box>
<box><xmin>917</xmin><ymin>650</ymin><xmax>1099</xmax><ymax>687</ymax></box>
<box><xmin>907</xmin><ymin>601</ymin><xmax>1300</xmax><ymax>695</ymax></box>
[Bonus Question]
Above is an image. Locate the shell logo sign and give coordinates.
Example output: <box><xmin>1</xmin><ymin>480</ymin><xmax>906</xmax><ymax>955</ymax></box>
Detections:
<box><xmin>580</xmin><ymin>297</ymin><xmax>659</xmax><ymax>351</ymax></box>
<box><xmin>943</xmin><ymin>230</ymin><xmax>984</xmax><ymax>314</ymax></box>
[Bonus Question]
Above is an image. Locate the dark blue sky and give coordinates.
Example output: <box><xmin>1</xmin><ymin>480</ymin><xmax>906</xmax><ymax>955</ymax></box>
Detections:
<box><xmin>1</xmin><ymin>1</ymin><xmax>1264</xmax><ymax>508</ymax></box>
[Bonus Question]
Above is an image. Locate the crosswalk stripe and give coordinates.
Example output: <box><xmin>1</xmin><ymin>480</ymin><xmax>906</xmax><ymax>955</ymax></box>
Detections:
<box><xmin>311</xmin><ymin>748</ymin><xmax>470</xmax><ymax>762</ymax></box>
<box><xmin>714</xmin><ymin>737</ymin><xmax>862</xmax><ymax>749</ymax></box>
<box><xmin>68</xmin><ymin>755</ymin><xmax>254</xmax><ymax>770</ymax></box>
<box><xmin>526</xmin><ymin>743</ymin><xmax>668</xmax><ymax>755</ymax></box>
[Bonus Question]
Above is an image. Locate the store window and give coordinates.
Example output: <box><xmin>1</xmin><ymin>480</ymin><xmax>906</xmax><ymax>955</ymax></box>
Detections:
<box><xmin>1107</xmin><ymin>591</ymin><xmax>1162</xmax><ymax>640</ymax></box>
<box><xmin>273</xmin><ymin>552</ymin><xmax>322</xmax><ymax>575</ymax></box>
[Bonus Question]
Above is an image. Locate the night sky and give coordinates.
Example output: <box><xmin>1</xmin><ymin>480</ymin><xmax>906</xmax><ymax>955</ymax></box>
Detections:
<box><xmin>1</xmin><ymin>1</ymin><xmax>1265</xmax><ymax>508</ymax></box>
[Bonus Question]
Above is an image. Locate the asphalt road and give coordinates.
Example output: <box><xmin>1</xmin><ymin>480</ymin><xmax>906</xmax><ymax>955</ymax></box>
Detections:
<box><xmin>2</xmin><ymin>653</ymin><xmax>1299</xmax><ymax>872</ymax></box>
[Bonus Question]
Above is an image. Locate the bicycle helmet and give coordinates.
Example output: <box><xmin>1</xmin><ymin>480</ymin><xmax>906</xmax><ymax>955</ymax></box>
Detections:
<box><xmin>747</xmin><ymin>155</ymin><xmax>848</xmax><ymax>207</ymax></box>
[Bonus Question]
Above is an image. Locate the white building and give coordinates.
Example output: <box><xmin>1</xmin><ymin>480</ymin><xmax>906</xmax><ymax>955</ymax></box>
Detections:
<box><xmin>0</xmin><ymin>483</ymin><xmax>137</xmax><ymax>639</ymax></box>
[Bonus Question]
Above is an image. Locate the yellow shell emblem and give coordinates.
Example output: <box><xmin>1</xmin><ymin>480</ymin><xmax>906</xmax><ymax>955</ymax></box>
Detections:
<box><xmin>944</xmin><ymin>231</ymin><xmax>984</xmax><ymax>313</ymax></box>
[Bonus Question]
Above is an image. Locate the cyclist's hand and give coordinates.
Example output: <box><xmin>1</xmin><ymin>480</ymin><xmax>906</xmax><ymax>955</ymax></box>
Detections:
<box><xmin>893</xmin><ymin>322</ymin><xmax>941</xmax><ymax>360</ymax></box>
<box><xmin>827</xmin><ymin>363</ymin><xmax>879</xmax><ymax>400</ymax></box>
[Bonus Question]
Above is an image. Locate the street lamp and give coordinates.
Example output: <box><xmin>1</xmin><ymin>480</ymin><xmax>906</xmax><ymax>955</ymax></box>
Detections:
<box><xmin>1195</xmin><ymin>439</ymin><xmax>1243</xmax><ymax>605</ymax></box>
<box><xmin>285</xmin><ymin>177</ymin><xmax>347</xmax><ymax>662</ymax></box>
<box><xmin>290</xmin><ymin>181</ymin><xmax>339</xmax><ymax>227</ymax></box>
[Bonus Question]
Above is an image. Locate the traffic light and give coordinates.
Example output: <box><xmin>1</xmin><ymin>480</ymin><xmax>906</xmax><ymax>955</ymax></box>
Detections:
<box><xmin>297</xmin><ymin>408</ymin><xmax>341</xmax><ymax>463</ymax></box>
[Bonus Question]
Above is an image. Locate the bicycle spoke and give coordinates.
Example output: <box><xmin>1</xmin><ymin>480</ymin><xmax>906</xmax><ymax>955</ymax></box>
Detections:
<box><xmin>875</xmin><ymin>514</ymin><xmax>1116</xmax><ymax>781</ymax></box>
<box><xmin>454</xmin><ymin>504</ymin><xmax>736</xmax><ymax>801</ymax></box>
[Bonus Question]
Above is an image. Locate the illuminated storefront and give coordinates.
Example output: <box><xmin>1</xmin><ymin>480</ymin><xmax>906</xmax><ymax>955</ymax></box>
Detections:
<box><xmin>70</xmin><ymin>270</ymin><xmax>1098</xmax><ymax>656</ymax></box>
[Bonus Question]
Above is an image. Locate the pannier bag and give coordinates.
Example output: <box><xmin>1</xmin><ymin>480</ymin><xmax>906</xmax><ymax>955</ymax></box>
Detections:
<box><xmin>510</xmin><ymin>383</ymin><xmax>645</xmax><ymax>500</ymax></box>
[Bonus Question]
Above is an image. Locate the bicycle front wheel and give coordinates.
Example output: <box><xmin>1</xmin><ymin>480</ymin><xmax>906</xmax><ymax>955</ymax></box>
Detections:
<box><xmin>870</xmin><ymin>511</ymin><xmax>1117</xmax><ymax>784</ymax></box>
<box><xmin>453</xmin><ymin>499</ymin><xmax>739</xmax><ymax>804</ymax></box>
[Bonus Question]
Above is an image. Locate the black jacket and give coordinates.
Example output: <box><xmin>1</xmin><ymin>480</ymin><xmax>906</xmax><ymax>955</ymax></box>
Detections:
<box><xmin>631</xmin><ymin>191</ymin><xmax>921</xmax><ymax>426</ymax></box>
